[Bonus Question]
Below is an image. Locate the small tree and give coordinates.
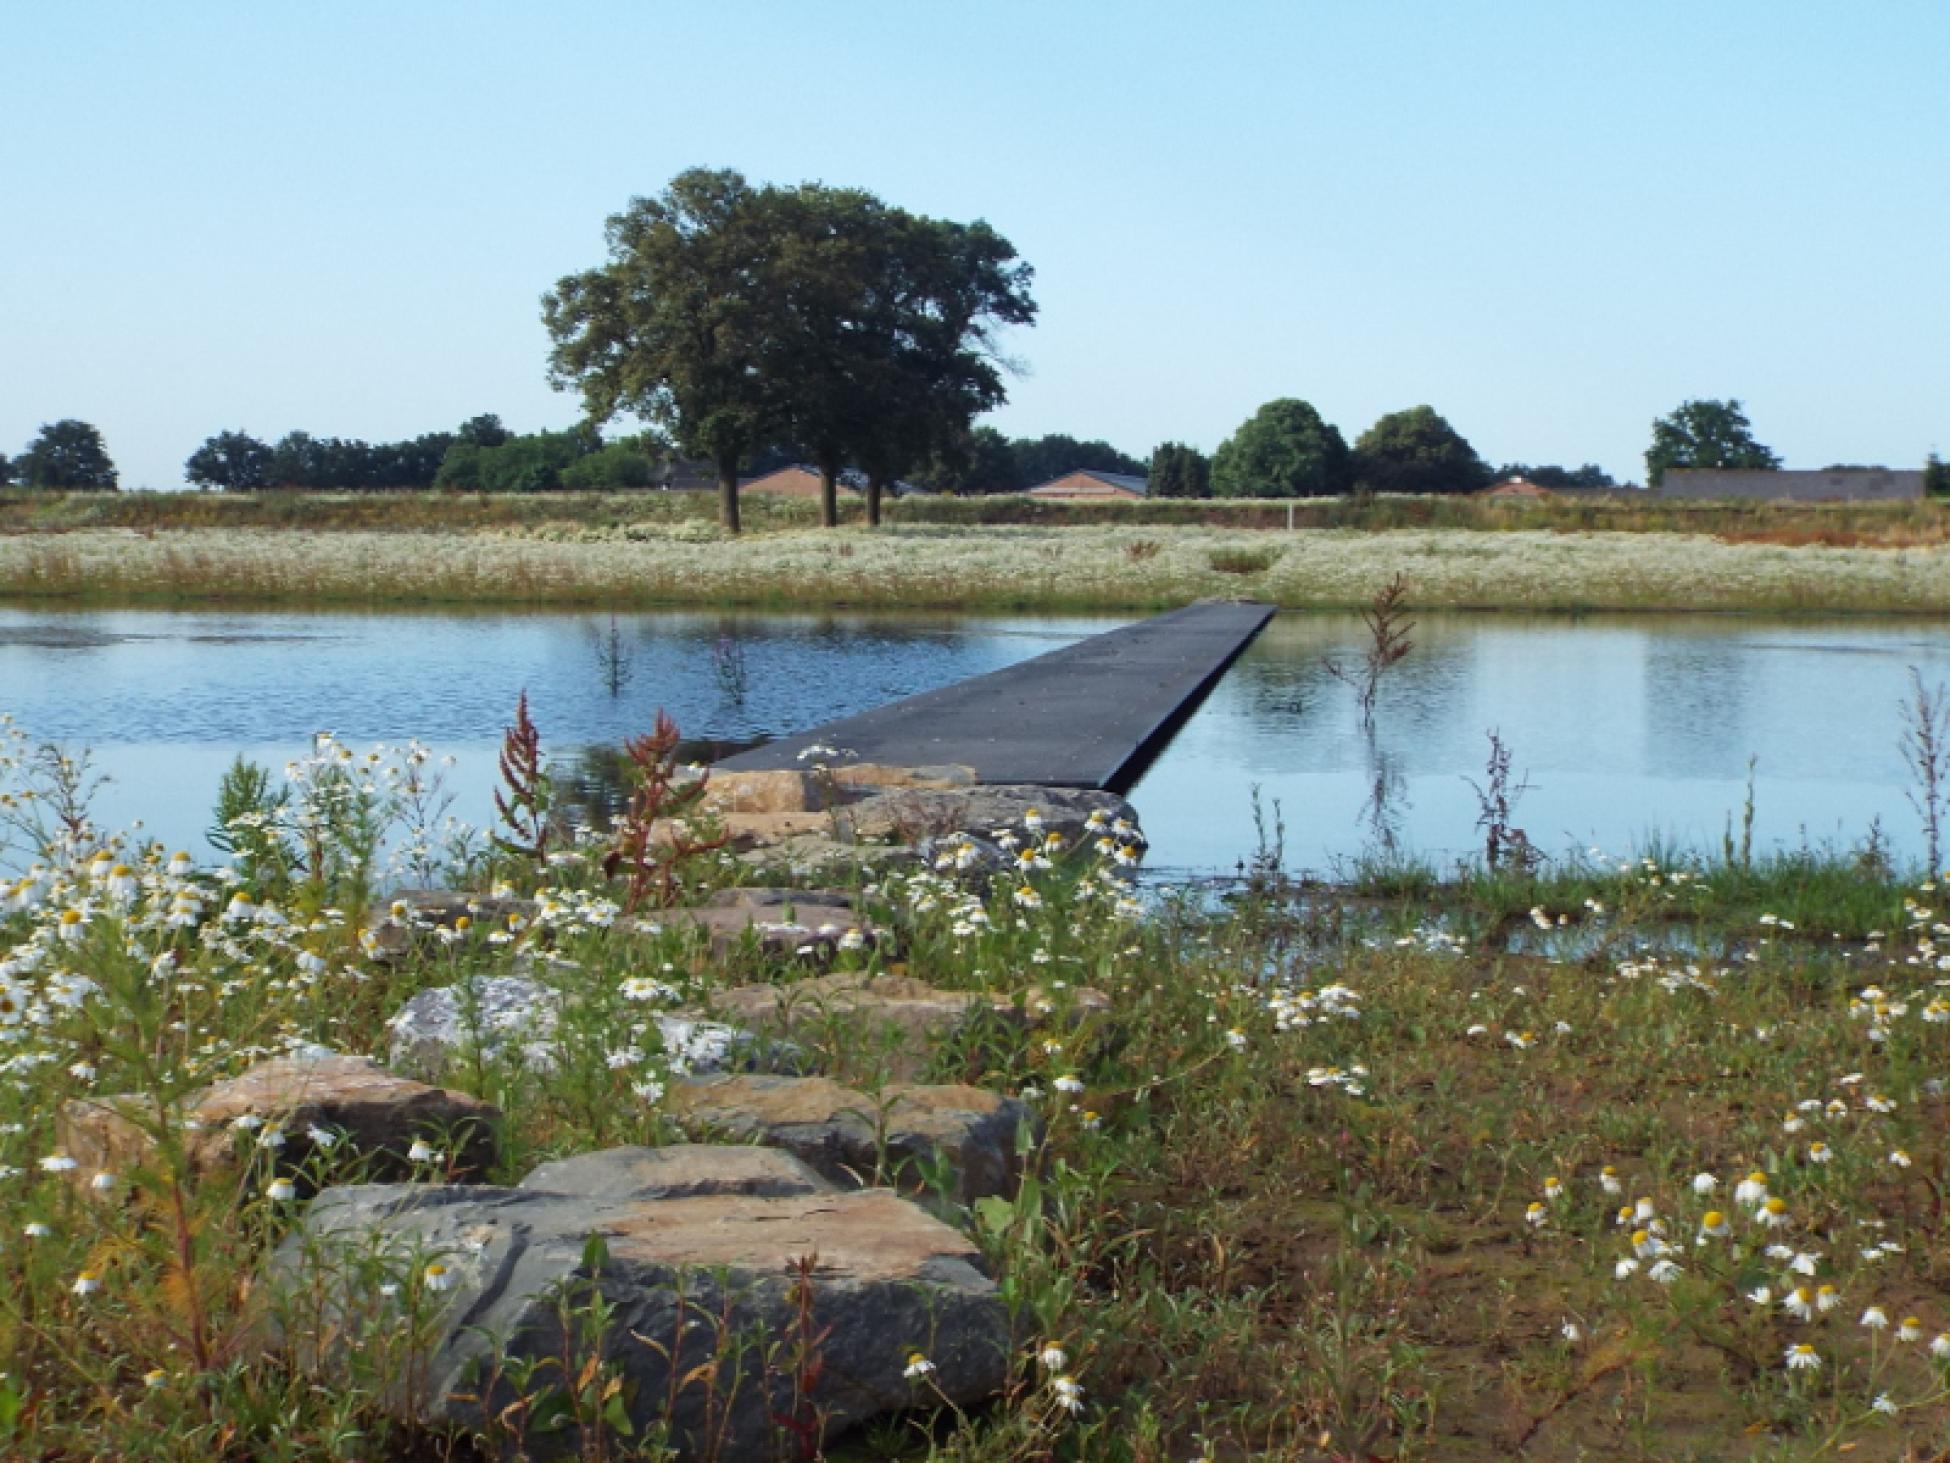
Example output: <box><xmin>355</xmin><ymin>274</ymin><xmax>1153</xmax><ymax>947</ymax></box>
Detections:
<box><xmin>1210</xmin><ymin>399</ymin><xmax>1350</xmax><ymax>498</ymax></box>
<box><xmin>0</xmin><ymin>452</ymin><xmax>14</xmax><ymax>487</ymax></box>
<box><xmin>17</xmin><ymin>419</ymin><xmax>118</xmax><ymax>489</ymax></box>
<box><xmin>1926</xmin><ymin>453</ymin><xmax>1950</xmax><ymax>499</ymax></box>
<box><xmin>1148</xmin><ymin>441</ymin><xmax>1211</xmax><ymax>498</ymax></box>
<box><xmin>544</xmin><ymin>169</ymin><xmax>793</xmax><ymax>534</ymax></box>
<box><xmin>1354</xmin><ymin>406</ymin><xmax>1491</xmax><ymax>494</ymax></box>
<box><xmin>1645</xmin><ymin>398</ymin><xmax>1780</xmax><ymax>487</ymax></box>
<box><xmin>185</xmin><ymin>430</ymin><xmax>274</xmax><ymax>491</ymax></box>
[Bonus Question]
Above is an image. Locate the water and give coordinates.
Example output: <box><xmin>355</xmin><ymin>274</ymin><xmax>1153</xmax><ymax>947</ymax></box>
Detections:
<box><xmin>2</xmin><ymin>605</ymin><xmax>1947</xmax><ymax>877</ymax></box>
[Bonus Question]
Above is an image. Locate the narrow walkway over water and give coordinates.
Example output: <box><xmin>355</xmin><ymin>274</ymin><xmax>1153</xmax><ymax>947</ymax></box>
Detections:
<box><xmin>717</xmin><ymin>601</ymin><xmax>1276</xmax><ymax>791</ymax></box>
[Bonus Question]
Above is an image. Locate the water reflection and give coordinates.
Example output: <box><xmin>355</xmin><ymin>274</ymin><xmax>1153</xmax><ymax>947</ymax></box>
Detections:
<box><xmin>2</xmin><ymin>605</ymin><xmax>1947</xmax><ymax>878</ymax></box>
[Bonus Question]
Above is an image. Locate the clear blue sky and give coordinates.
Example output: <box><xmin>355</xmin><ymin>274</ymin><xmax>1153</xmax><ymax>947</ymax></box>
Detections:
<box><xmin>6</xmin><ymin>1</ymin><xmax>1947</xmax><ymax>489</ymax></box>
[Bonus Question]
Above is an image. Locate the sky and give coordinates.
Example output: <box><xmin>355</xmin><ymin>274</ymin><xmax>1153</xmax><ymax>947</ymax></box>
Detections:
<box><xmin>5</xmin><ymin>1</ymin><xmax>1948</xmax><ymax>489</ymax></box>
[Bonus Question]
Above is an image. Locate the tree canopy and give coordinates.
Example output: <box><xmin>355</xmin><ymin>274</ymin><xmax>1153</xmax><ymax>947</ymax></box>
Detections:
<box><xmin>17</xmin><ymin>420</ymin><xmax>118</xmax><ymax>490</ymax></box>
<box><xmin>1645</xmin><ymin>398</ymin><xmax>1781</xmax><ymax>487</ymax></box>
<box><xmin>1353</xmin><ymin>406</ymin><xmax>1490</xmax><ymax>494</ymax></box>
<box><xmin>1210</xmin><ymin>399</ymin><xmax>1351</xmax><ymax>498</ymax></box>
<box><xmin>185</xmin><ymin>430</ymin><xmax>275</xmax><ymax>491</ymax></box>
<box><xmin>1148</xmin><ymin>441</ymin><xmax>1211</xmax><ymax>498</ymax></box>
<box><xmin>543</xmin><ymin>167</ymin><xmax>1036</xmax><ymax>531</ymax></box>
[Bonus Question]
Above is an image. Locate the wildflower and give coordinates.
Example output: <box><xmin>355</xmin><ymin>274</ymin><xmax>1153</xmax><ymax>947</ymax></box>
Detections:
<box><xmin>1648</xmin><ymin>1258</ymin><xmax>1683</xmax><ymax>1285</ymax></box>
<box><xmin>1697</xmin><ymin>1211</ymin><xmax>1729</xmax><ymax>1240</ymax></box>
<box><xmin>23</xmin><ymin>1222</ymin><xmax>50</xmax><ymax>1238</ymax></box>
<box><xmin>1899</xmin><ymin>1317</ymin><xmax>1924</xmax><ymax>1343</ymax></box>
<box><xmin>1543</xmin><ymin>1176</ymin><xmax>1565</xmax><ymax>1202</ymax></box>
<box><xmin>423</xmin><ymin>1261</ymin><xmax>457</xmax><ymax>1292</ymax></box>
<box><xmin>1783</xmin><ymin>1288</ymin><xmax>1816</xmax><ymax>1321</ymax></box>
<box><xmin>1817</xmin><ymin>1284</ymin><xmax>1841</xmax><ymax>1313</ymax></box>
<box><xmin>1873</xmin><ymin>1393</ymin><xmax>1898</xmax><ymax>1416</ymax></box>
<box><xmin>903</xmin><ymin>1351</ymin><xmax>936</xmax><ymax>1380</ymax></box>
<box><xmin>1784</xmin><ymin>1343</ymin><xmax>1821</xmax><ymax>1372</ymax></box>
<box><xmin>143</xmin><ymin>1368</ymin><xmax>167</xmax><ymax>1388</ymax></box>
<box><xmin>1561</xmin><ymin>1320</ymin><xmax>1582</xmax><ymax>1343</ymax></box>
<box><xmin>1747</xmin><ymin>1286</ymin><xmax>1772</xmax><ymax>1306</ymax></box>
<box><xmin>1052</xmin><ymin>1075</ymin><xmax>1084</xmax><ymax>1095</ymax></box>
<box><xmin>39</xmin><ymin>1153</ymin><xmax>77</xmax><ymax>1174</ymax></box>
<box><xmin>307</xmin><ymin>1124</ymin><xmax>339</xmax><ymax>1149</ymax></box>
<box><xmin>89</xmin><ymin>1171</ymin><xmax>115</xmax><ymax>1194</ymax></box>
<box><xmin>265</xmin><ymin>1177</ymin><xmax>297</xmax><ymax>1202</ymax></box>
<box><xmin>1633</xmin><ymin>1196</ymin><xmax>1656</xmax><ymax>1223</ymax></box>
<box><xmin>258</xmin><ymin>1126</ymin><xmax>287</xmax><ymax>1151</ymax></box>
<box><xmin>1760</xmin><ymin>1196</ymin><xmax>1790</xmax><ymax>1228</ymax></box>
<box><xmin>1525</xmin><ymin>1202</ymin><xmax>1548</xmax><ymax>1229</ymax></box>
<box><xmin>1734</xmin><ymin>1171</ymin><xmax>1769</xmax><ymax>1207</ymax></box>
<box><xmin>1225</xmin><ymin>1028</ymin><xmax>1247</xmax><ymax>1051</ymax></box>
<box><xmin>1598</xmin><ymin>1165</ymin><xmax>1622</xmax><ymax>1196</ymax></box>
<box><xmin>1890</xmin><ymin>1149</ymin><xmax>1913</xmax><ymax>1168</ymax></box>
<box><xmin>1862</xmin><ymin>1306</ymin><xmax>1890</xmax><ymax>1330</ymax></box>
<box><xmin>1614</xmin><ymin>1257</ymin><xmax>1640</xmax><ymax>1280</ymax></box>
<box><xmin>1038</xmin><ymin>1343</ymin><xmax>1069</xmax><ymax>1370</ymax></box>
<box><xmin>1791</xmin><ymin>1251</ymin><xmax>1822</xmax><ymax>1277</ymax></box>
<box><xmin>1013</xmin><ymin>885</ymin><xmax>1043</xmax><ymax>910</ymax></box>
<box><xmin>1932</xmin><ymin>1333</ymin><xmax>1950</xmax><ymax>1359</ymax></box>
<box><xmin>1505</xmin><ymin>1030</ymin><xmax>1535</xmax><ymax>1049</ymax></box>
<box><xmin>408</xmin><ymin>1139</ymin><xmax>439</xmax><ymax>1165</ymax></box>
<box><xmin>72</xmin><ymin>1270</ymin><xmax>101</xmax><ymax>1297</ymax></box>
<box><xmin>1692</xmin><ymin>1172</ymin><xmax>1718</xmax><ymax>1196</ymax></box>
<box><xmin>1050</xmin><ymin>1374</ymin><xmax>1084</xmax><ymax>1413</ymax></box>
<box><xmin>1807</xmin><ymin>1142</ymin><xmax>1832</xmax><ymax>1165</ymax></box>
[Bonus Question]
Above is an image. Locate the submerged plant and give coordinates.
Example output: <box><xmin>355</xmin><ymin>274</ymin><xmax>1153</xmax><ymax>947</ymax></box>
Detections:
<box><xmin>1324</xmin><ymin>572</ymin><xmax>1415</xmax><ymax>728</ymax></box>
<box><xmin>1900</xmin><ymin>668</ymin><xmax>1948</xmax><ymax>873</ymax></box>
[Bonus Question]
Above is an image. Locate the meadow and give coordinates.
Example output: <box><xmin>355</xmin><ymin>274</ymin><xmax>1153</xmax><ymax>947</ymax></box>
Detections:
<box><xmin>4</xmin><ymin>709</ymin><xmax>1950</xmax><ymax>1459</ymax></box>
<box><xmin>3</xmin><ymin>518</ymin><xmax>1950</xmax><ymax>614</ymax></box>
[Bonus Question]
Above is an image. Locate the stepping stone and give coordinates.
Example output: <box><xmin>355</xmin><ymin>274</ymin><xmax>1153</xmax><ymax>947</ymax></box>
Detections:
<box><xmin>699</xmin><ymin>971</ymin><xmax>1114</xmax><ymax>1077</ymax></box>
<box><xmin>517</xmin><ymin>1143</ymin><xmax>832</xmax><ymax>1201</ymax></box>
<box><xmin>266</xmin><ymin>1165</ymin><xmax>1008</xmax><ymax>1460</ymax></box>
<box><xmin>58</xmin><ymin>1053</ymin><xmax>500</xmax><ymax>1187</ymax></box>
<box><xmin>666</xmin><ymin>1073</ymin><xmax>1034</xmax><ymax>1204</ymax></box>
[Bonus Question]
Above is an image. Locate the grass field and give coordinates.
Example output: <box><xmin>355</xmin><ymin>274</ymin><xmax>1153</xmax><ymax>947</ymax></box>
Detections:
<box><xmin>4</xmin><ymin>714</ymin><xmax>1950</xmax><ymax>1458</ymax></box>
<box><xmin>2</xmin><ymin>520</ymin><xmax>1949</xmax><ymax>615</ymax></box>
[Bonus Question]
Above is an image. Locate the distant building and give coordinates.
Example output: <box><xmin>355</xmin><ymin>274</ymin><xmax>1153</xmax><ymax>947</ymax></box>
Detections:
<box><xmin>1656</xmin><ymin>468</ymin><xmax>1923</xmax><ymax>502</ymax></box>
<box><xmin>743</xmin><ymin>465</ymin><xmax>860</xmax><ymax>498</ymax></box>
<box><xmin>1025</xmin><ymin>469</ymin><xmax>1149</xmax><ymax>501</ymax></box>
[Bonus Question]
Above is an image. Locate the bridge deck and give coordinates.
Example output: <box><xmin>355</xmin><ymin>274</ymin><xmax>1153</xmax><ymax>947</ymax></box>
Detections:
<box><xmin>716</xmin><ymin>601</ymin><xmax>1275</xmax><ymax>791</ymax></box>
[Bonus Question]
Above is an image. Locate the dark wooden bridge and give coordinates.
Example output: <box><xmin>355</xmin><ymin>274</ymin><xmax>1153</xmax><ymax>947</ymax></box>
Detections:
<box><xmin>716</xmin><ymin>601</ymin><xmax>1275</xmax><ymax>792</ymax></box>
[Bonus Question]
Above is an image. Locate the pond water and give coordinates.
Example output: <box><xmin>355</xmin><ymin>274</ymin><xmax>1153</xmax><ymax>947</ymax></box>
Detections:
<box><xmin>2</xmin><ymin>605</ymin><xmax>1947</xmax><ymax>878</ymax></box>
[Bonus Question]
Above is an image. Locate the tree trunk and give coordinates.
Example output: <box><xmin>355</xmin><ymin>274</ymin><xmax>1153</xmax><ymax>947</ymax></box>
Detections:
<box><xmin>817</xmin><ymin>457</ymin><xmax>839</xmax><ymax>529</ymax></box>
<box><xmin>715</xmin><ymin>456</ymin><xmax>741</xmax><ymax>535</ymax></box>
<box><xmin>866</xmin><ymin>473</ymin><xmax>885</xmax><ymax>527</ymax></box>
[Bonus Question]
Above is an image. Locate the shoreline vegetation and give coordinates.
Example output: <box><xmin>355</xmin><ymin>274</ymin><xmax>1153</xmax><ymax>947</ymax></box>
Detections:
<box><xmin>5</xmin><ymin>708</ymin><xmax>1950</xmax><ymax>1455</ymax></box>
<box><xmin>0</xmin><ymin>491</ymin><xmax>1948</xmax><ymax>615</ymax></box>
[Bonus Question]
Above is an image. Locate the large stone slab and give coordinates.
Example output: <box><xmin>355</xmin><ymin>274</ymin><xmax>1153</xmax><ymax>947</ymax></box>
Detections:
<box><xmin>516</xmin><ymin>1143</ymin><xmax>832</xmax><ymax>1201</ymax></box>
<box><xmin>266</xmin><ymin>1165</ymin><xmax>1009</xmax><ymax>1460</ymax></box>
<box><xmin>58</xmin><ymin>1053</ymin><xmax>500</xmax><ymax>1186</ymax></box>
<box><xmin>667</xmin><ymin>1074</ymin><xmax>1033</xmax><ymax>1204</ymax></box>
<box><xmin>844</xmin><ymin>784</ymin><xmax>1141</xmax><ymax>851</ymax></box>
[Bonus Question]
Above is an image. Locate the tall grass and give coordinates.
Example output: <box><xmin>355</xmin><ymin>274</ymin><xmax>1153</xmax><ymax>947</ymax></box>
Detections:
<box><xmin>2</xmin><ymin>522</ymin><xmax>1949</xmax><ymax>613</ymax></box>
